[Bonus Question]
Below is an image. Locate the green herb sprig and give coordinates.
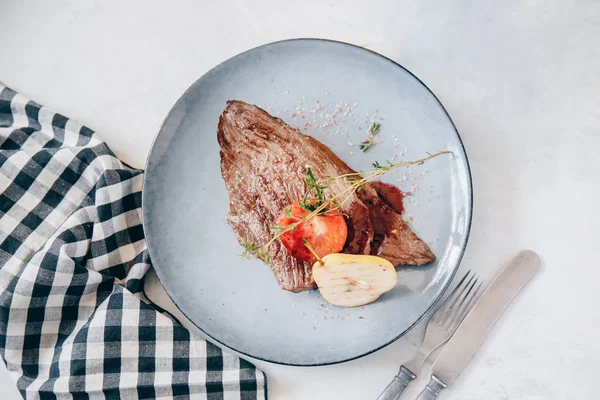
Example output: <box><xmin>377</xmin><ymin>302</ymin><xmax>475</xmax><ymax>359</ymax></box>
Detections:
<box><xmin>299</xmin><ymin>166</ymin><xmax>329</xmax><ymax>212</ymax></box>
<box><xmin>359</xmin><ymin>122</ymin><xmax>382</xmax><ymax>152</ymax></box>
<box><xmin>242</xmin><ymin>242</ymin><xmax>270</xmax><ymax>263</ymax></box>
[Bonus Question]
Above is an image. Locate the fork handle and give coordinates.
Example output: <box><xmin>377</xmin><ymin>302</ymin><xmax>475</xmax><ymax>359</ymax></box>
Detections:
<box><xmin>414</xmin><ymin>375</ymin><xmax>447</xmax><ymax>400</ymax></box>
<box><xmin>376</xmin><ymin>365</ymin><xmax>416</xmax><ymax>400</ymax></box>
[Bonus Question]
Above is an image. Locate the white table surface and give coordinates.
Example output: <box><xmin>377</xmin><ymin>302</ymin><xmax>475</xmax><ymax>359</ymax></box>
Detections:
<box><xmin>1</xmin><ymin>1</ymin><xmax>598</xmax><ymax>399</ymax></box>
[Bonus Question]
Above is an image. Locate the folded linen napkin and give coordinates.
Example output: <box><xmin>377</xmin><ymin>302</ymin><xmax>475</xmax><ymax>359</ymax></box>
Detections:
<box><xmin>0</xmin><ymin>83</ymin><xmax>267</xmax><ymax>399</ymax></box>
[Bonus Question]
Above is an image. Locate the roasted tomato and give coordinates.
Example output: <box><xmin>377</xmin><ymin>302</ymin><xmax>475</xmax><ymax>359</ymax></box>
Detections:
<box><xmin>277</xmin><ymin>202</ymin><xmax>348</xmax><ymax>263</ymax></box>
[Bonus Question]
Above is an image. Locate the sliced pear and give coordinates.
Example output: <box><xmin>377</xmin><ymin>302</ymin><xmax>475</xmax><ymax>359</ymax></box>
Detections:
<box><xmin>312</xmin><ymin>254</ymin><xmax>398</xmax><ymax>307</ymax></box>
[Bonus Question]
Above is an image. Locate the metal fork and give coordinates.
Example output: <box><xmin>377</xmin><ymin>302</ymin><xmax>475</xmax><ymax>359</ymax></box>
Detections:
<box><xmin>377</xmin><ymin>270</ymin><xmax>482</xmax><ymax>400</ymax></box>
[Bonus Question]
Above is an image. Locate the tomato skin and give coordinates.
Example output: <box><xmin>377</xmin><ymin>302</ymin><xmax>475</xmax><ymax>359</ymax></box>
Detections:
<box><xmin>277</xmin><ymin>202</ymin><xmax>348</xmax><ymax>263</ymax></box>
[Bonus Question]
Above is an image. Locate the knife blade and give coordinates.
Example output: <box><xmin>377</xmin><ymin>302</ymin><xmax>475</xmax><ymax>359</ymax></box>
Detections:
<box><xmin>415</xmin><ymin>250</ymin><xmax>541</xmax><ymax>400</ymax></box>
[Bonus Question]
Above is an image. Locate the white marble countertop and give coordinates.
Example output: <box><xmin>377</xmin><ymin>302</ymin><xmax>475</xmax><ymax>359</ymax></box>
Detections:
<box><xmin>1</xmin><ymin>1</ymin><xmax>598</xmax><ymax>398</ymax></box>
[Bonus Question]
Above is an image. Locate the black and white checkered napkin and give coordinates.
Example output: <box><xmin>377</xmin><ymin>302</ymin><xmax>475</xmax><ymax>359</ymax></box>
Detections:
<box><xmin>0</xmin><ymin>83</ymin><xmax>267</xmax><ymax>399</ymax></box>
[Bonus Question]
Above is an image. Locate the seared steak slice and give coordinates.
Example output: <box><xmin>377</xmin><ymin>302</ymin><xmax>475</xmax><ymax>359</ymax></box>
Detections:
<box><xmin>370</xmin><ymin>181</ymin><xmax>404</xmax><ymax>214</ymax></box>
<box><xmin>369</xmin><ymin>182</ymin><xmax>435</xmax><ymax>266</ymax></box>
<box><xmin>218</xmin><ymin>101</ymin><xmax>373</xmax><ymax>292</ymax></box>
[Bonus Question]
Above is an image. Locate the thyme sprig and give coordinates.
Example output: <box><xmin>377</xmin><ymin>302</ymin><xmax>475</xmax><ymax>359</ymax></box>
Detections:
<box><xmin>359</xmin><ymin>122</ymin><xmax>381</xmax><ymax>152</ymax></box>
<box><xmin>299</xmin><ymin>166</ymin><xmax>329</xmax><ymax>212</ymax></box>
<box><xmin>242</xmin><ymin>242</ymin><xmax>270</xmax><ymax>263</ymax></box>
<box><xmin>244</xmin><ymin>151</ymin><xmax>451</xmax><ymax>262</ymax></box>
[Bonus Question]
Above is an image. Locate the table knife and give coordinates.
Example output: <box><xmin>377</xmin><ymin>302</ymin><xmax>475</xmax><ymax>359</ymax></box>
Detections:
<box><xmin>415</xmin><ymin>250</ymin><xmax>541</xmax><ymax>400</ymax></box>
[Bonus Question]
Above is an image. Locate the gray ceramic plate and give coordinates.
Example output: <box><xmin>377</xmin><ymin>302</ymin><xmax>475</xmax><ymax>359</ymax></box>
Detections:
<box><xmin>143</xmin><ymin>39</ymin><xmax>472</xmax><ymax>366</ymax></box>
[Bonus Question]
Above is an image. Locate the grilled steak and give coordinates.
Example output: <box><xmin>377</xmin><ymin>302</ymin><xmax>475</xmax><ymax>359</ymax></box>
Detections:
<box><xmin>217</xmin><ymin>100</ymin><xmax>434</xmax><ymax>292</ymax></box>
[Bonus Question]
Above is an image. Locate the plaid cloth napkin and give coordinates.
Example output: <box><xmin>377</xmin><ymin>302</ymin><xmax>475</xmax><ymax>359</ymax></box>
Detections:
<box><xmin>0</xmin><ymin>83</ymin><xmax>267</xmax><ymax>399</ymax></box>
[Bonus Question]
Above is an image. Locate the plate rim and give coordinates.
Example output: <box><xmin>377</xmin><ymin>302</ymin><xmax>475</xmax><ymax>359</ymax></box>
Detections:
<box><xmin>142</xmin><ymin>37</ymin><xmax>473</xmax><ymax>366</ymax></box>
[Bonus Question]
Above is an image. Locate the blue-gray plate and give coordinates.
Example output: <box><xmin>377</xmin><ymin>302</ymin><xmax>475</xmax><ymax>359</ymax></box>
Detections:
<box><xmin>143</xmin><ymin>39</ymin><xmax>472</xmax><ymax>366</ymax></box>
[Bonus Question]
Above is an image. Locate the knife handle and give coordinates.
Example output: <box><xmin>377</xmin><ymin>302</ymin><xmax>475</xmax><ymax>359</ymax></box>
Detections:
<box><xmin>414</xmin><ymin>375</ymin><xmax>447</xmax><ymax>400</ymax></box>
<box><xmin>376</xmin><ymin>365</ymin><xmax>416</xmax><ymax>400</ymax></box>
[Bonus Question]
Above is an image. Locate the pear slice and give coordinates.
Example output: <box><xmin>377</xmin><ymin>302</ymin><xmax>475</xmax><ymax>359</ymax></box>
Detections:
<box><xmin>312</xmin><ymin>254</ymin><xmax>398</xmax><ymax>307</ymax></box>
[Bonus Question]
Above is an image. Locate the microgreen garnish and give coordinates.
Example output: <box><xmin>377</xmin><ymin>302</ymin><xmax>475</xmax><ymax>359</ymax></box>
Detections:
<box><xmin>359</xmin><ymin>122</ymin><xmax>382</xmax><ymax>152</ymax></box>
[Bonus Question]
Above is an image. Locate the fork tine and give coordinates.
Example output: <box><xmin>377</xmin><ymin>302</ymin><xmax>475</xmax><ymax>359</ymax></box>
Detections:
<box><xmin>454</xmin><ymin>280</ymin><xmax>483</xmax><ymax>326</ymax></box>
<box><xmin>445</xmin><ymin>275</ymin><xmax>481</xmax><ymax>329</ymax></box>
<box><xmin>432</xmin><ymin>270</ymin><xmax>471</xmax><ymax>322</ymax></box>
<box><xmin>439</xmin><ymin>272</ymin><xmax>477</xmax><ymax>325</ymax></box>
<box><xmin>441</xmin><ymin>274</ymin><xmax>477</xmax><ymax>327</ymax></box>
